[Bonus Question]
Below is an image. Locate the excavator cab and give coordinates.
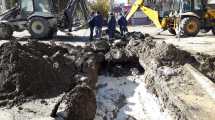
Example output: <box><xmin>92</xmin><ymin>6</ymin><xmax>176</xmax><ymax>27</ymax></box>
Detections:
<box><xmin>19</xmin><ymin>0</ymin><xmax>53</xmax><ymax>15</ymax></box>
<box><xmin>0</xmin><ymin>0</ymin><xmax>55</xmax><ymax>20</ymax></box>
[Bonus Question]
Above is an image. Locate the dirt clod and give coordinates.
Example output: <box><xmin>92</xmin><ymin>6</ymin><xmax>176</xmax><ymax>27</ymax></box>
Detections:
<box><xmin>194</xmin><ymin>53</ymin><xmax>215</xmax><ymax>82</ymax></box>
<box><xmin>65</xmin><ymin>84</ymin><xmax>96</xmax><ymax>120</ymax></box>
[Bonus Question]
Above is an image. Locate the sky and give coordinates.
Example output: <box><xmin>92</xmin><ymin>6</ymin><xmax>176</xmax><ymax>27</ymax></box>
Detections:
<box><xmin>117</xmin><ymin>0</ymin><xmax>127</xmax><ymax>3</ymax></box>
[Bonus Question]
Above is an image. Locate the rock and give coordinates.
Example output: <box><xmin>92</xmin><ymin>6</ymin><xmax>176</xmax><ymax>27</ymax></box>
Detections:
<box><xmin>194</xmin><ymin>53</ymin><xmax>215</xmax><ymax>81</ymax></box>
<box><xmin>105</xmin><ymin>48</ymin><xmax>127</xmax><ymax>63</ymax></box>
<box><xmin>91</xmin><ymin>40</ymin><xmax>110</xmax><ymax>53</ymax></box>
<box><xmin>112</xmin><ymin>39</ymin><xmax>127</xmax><ymax>47</ymax></box>
<box><xmin>123</xmin><ymin>32</ymin><xmax>145</xmax><ymax>41</ymax></box>
<box><xmin>157</xmin><ymin>66</ymin><xmax>177</xmax><ymax>76</ymax></box>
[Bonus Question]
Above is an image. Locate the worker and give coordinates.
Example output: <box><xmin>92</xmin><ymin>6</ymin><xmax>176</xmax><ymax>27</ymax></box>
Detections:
<box><xmin>94</xmin><ymin>11</ymin><xmax>103</xmax><ymax>39</ymax></box>
<box><xmin>118</xmin><ymin>13</ymin><xmax>128</xmax><ymax>36</ymax></box>
<box><xmin>107</xmin><ymin>13</ymin><xmax>116</xmax><ymax>40</ymax></box>
<box><xmin>183</xmin><ymin>0</ymin><xmax>191</xmax><ymax>12</ymax></box>
<box><xmin>88</xmin><ymin>11</ymin><xmax>96</xmax><ymax>41</ymax></box>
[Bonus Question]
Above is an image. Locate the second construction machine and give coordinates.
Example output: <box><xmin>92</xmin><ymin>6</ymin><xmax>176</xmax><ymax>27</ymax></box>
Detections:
<box><xmin>0</xmin><ymin>0</ymin><xmax>89</xmax><ymax>39</ymax></box>
<box><xmin>127</xmin><ymin>0</ymin><xmax>215</xmax><ymax>37</ymax></box>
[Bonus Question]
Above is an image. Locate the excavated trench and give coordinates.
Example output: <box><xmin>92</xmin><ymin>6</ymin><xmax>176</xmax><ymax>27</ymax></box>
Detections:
<box><xmin>0</xmin><ymin>32</ymin><xmax>146</xmax><ymax>120</ymax></box>
<box><xmin>0</xmin><ymin>31</ymin><xmax>214</xmax><ymax>120</ymax></box>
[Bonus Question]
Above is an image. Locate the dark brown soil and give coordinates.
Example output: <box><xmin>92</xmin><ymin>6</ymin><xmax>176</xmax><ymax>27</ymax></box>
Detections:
<box><xmin>0</xmin><ymin>41</ymin><xmax>65</xmax><ymax>99</ymax></box>
<box><xmin>65</xmin><ymin>83</ymin><xmax>96</xmax><ymax>120</ymax></box>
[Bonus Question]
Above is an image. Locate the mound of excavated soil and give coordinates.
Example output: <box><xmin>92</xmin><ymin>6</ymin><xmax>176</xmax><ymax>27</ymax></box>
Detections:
<box><xmin>0</xmin><ymin>40</ymin><xmax>103</xmax><ymax>106</ymax></box>
<box><xmin>0</xmin><ymin>40</ymin><xmax>100</xmax><ymax>120</ymax></box>
<box><xmin>0</xmin><ymin>41</ymin><xmax>69</xmax><ymax>104</ymax></box>
<box><xmin>136</xmin><ymin>39</ymin><xmax>197</xmax><ymax>68</ymax></box>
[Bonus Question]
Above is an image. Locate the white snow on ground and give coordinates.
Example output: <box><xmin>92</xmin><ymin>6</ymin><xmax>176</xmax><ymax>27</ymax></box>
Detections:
<box><xmin>0</xmin><ymin>95</ymin><xmax>66</xmax><ymax>120</ymax></box>
<box><xmin>95</xmin><ymin>75</ymin><xmax>172</xmax><ymax>120</ymax></box>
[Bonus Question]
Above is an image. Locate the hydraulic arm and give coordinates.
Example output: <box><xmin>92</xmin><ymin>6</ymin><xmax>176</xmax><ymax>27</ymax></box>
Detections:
<box><xmin>64</xmin><ymin>0</ymin><xmax>89</xmax><ymax>27</ymax></box>
<box><xmin>126</xmin><ymin>0</ymin><xmax>162</xmax><ymax>28</ymax></box>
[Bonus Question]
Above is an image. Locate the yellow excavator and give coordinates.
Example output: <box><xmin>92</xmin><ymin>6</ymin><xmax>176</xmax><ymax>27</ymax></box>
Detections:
<box><xmin>126</xmin><ymin>0</ymin><xmax>215</xmax><ymax>36</ymax></box>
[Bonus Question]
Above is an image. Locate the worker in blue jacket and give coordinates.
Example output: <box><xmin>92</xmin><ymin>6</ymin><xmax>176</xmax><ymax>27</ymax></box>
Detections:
<box><xmin>183</xmin><ymin>0</ymin><xmax>191</xmax><ymax>12</ymax></box>
<box><xmin>118</xmin><ymin>13</ymin><xmax>128</xmax><ymax>36</ymax></box>
<box><xmin>88</xmin><ymin>11</ymin><xmax>95</xmax><ymax>41</ymax></box>
<box><xmin>107</xmin><ymin>13</ymin><xmax>116</xmax><ymax>40</ymax></box>
<box><xmin>94</xmin><ymin>11</ymin><xmax>103</xmax><ymax>39</ymax></box>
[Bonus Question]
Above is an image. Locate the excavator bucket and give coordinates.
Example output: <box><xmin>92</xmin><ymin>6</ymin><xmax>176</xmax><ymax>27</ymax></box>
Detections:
<box><xmin>126</xmin><ymin>0</ymin><xmax>162</xmax><ymax>28</ymax></box>
<box><xmin>139</xmin><ymin>6</ymin><xmax>162</xmax><ymax>28</ymax></box>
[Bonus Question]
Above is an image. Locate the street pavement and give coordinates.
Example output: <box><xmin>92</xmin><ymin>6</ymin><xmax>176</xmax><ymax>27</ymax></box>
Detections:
<box><xmin>11</xmin><ymin>26</ymin><xmax>215</xmax><ymax>56</ymax></box>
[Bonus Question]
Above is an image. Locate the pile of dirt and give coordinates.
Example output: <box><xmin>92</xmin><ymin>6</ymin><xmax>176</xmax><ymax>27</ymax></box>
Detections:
<box><xmin>0</xmin><ymin>40</ymin><xmax>103</xmax><ymax>120</ymax></box>
<box><xmin>91</xmin><ymin>32</ymin><xmax>146</xmax><ymax>77</ymax></box>
<box><xmin>140</xmin><ymin>41</ymin><xmax>197</xmax><ymax>68</ymax></box>
<box><xmin>127</xmin><ymin>38</ymin><xmax>199</xmax><ymax>119</ymax></box>
<box><xmin>0</xmin><ymin>41</ymin><xmax>66</xmax><ymax>104</ymax></box>
<box><xmin>194</xmin><ymin>53</ymin><xmax>215</xmax><ymax>82</ymax></box>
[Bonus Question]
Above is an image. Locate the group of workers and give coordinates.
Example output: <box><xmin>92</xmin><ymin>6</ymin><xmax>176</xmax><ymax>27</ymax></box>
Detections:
<box><xmin>88</xmin><ymin>11</ymin><xmax>128</xmax><ymax>41</ymax></box>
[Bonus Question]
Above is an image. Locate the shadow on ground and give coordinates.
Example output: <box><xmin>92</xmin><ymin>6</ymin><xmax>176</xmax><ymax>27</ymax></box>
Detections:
<box><xmin>14</xmin><ymin>35</ymin><xmax>90</xmax><ymax>43</ymax></box>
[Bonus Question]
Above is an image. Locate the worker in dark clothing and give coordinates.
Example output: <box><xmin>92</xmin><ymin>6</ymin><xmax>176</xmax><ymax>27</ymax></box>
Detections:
<box><xmin>183</xmin><ymin>0</ymin><xmax>191</xmax><ymax>12</ymax></box>
<box><xmin>88</xmin><ymin>12</ymin><xmax>95</xmax><ymax>41</ymax></box>
<box><xmin>94</xmin><ymin>11</ymin><xmax>103</xmax><ymax>39</ymax></box>
<box><xmin>107</xmin><ymin>13</ymin><xmax>116</xmax><ymax>40</ymax></box>
<box><xmin>118</xmin><ymin>13</ymin><xmax>128</xmax><ymax>36</ymax></box>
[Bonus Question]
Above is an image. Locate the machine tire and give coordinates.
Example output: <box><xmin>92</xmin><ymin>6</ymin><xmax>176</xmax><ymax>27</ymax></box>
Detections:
<box><xmin>168</xmin><ymin>28</ymin><xmax>176</xmax><ymax>35</ymax></box>
<box><xmin>0</xmin><ymin>23</ymin><xmax>13</xmax><ymax>40</ymax></box>
<box><xmin>212</xmin><ymin>27</ymin><xmax>215</xmax><ymax>35</ymax></box>
<box><xmin>28</xmin><ymin>17</ymin><xmax>51</xmax><ymax>39</ymax></box>
<box><xmin>181</xmin><ymin>17</ymin><xmax>200</xmax><ymax>37</ymax></box>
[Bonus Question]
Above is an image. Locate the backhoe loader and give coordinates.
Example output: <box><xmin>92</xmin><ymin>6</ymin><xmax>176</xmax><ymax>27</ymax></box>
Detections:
<box><xmin>127</xmin><ymin>0</ymin><xmax>215</xmax><ymax>37</ymax></box>
<box><xmin>0</xmin><ymin>0</ymin><xmax>89</xmax><ymax>39</ymax></box>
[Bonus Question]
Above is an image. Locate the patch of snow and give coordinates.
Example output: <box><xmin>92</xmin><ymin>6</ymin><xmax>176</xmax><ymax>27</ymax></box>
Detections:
<box><xmin>95</xmin><ymin>75</ymin><xmax>172</xmax><ymax>120</ymax></box>
<box><xmin>0</xmin><ymin>95</ymin><xmax>65</xmax><ymax>120</ymax></box>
